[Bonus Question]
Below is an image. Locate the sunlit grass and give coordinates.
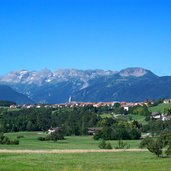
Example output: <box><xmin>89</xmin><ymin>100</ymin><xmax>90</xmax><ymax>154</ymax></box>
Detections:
<box><xmin>0</xmin><ymin>152</ymin><xmax>171</xmax><ymax>171</ymax></box>
<box><xmin>149</xmin><ymin>103</ymin><xmax>171</xmax><ymax>113</ymax></box>
<box><xmin>2</xmin><ymin>132</ymin><xmax>141</xmax><ymax>150</ymax></box>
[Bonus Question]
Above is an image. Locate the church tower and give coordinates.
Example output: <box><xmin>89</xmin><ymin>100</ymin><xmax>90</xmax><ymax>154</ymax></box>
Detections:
<box><xmin>69</xmin><ymin>96</ymin><xmax>72</xmax><ymax>103</ymax></box>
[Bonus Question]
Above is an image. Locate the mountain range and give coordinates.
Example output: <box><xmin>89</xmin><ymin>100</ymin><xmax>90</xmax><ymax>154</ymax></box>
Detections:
<box><xmin>0</xmin><ymin>67</ymin><xmax>171</xmax><ymax>104</ymax></box>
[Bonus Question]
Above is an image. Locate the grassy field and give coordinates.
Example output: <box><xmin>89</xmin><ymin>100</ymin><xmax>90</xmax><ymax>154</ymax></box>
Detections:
<box><xmin>100</xmin><ymin>113</ymin><xmax>147</xmax><ymax>125</ymax></box>
<box><xmin>0</xmin><ymin>132</ymin><xmax>171</xmax><ymax>170</ymax></box>
<box><xmin>0</xmin><ymin>151</ymin><xmax>171</xmax><ymax>171</ymax></box>
<box><xmin>100</xmin><ymin>113</ymin><xmax>113</xmax><ymax>118</ymax></box>
<box><xmin>1</xmin><ymin>106</ymin><xmax>171</xmax><ymax>170</ymax></box>
<box><xmin>149</xmin><ymin>103</ymin><xmax>171</xmax><ymax>113</ymax></box>
<box><xmin>2</xmin><ymin>132</ymin><xmax>140</xmax><ymax>150</ymax></box>
<box><xmin>126</xmin><ymin>114</ymin><xmax>147</xmax><ymax>125</ymax></box>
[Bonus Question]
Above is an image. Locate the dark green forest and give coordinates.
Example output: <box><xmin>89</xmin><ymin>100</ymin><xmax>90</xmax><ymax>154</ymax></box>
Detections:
<box><xmin>0</xmin><ymin>103</ymin><xmax>171</xmax><ymax>140</ymax></box>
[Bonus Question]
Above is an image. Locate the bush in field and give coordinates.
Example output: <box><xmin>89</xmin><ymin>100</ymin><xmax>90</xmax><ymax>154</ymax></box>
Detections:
<box><xmin>105</xmin><ymin>142</ymin><xmax>113</xmax><ymax>149</ymax></box>
<box><xmin>38</xmin><ymin>137</ymin><xmax>46</xmax><ymax>141</ymax></box>
<box><xmin>1</xmin><ymin>136</ymin><xmax>10</xmax><ymax>144</ymax></box>
<box><xmin>10</xmin><ymin>139</ymin><xmax>19</xmax><ymax>145</ymax></box>
<box><xmin>115</xmin><ymin>139</ymin><xmax>130</xmax><ymax>149</ymax></box>
<box><xmin>0</xmin><ymin>132</ymin><xmax>19</xmax><ymax>145</ymax></box>
<box><xmin>48</xmin><ymin>130</ymin><xmax>64</xmax><ymax>141</ymax></box>
<box><xmin>140</xmin><ymin>132</ymin><xmax>171</xmax><ymax>157</ymax></box>
<box><xmin>99</xmin><ymin>140</ymin><xmax>112</xmax><ymax>149</ymax></box>
<box><xmin>140</xmin><ymin>137</ymin><xmax>163</xmax><ymax>157</ymax></box>
<box><xmin>38</xmin><ymin>130</ymin><xmax>64</xmax><ymax>142</ymax></box>
<box><xmin>165</xmin><ymin>145</ymin><xmax>171</xmax><ymax>156</ymax></box>
<box><xmin>17</xmin><ymin>135</ymin><xmax>24</xmax><ymax>139</ymax></box>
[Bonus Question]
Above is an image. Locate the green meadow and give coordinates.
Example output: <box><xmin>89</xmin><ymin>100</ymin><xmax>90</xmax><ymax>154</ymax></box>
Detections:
<box><xmin>149</xmin><ymin>103</ymin><xmax>171</xmax><ymax>113</ymax></box>
<box><xmin>2</xmin><ymin>132</ymin><xmax>140</xmax><ymax>150</ymax></box>
<box><xmin>0</xmin><ymin>151</ymin><xmax>171</xmax><ymax>171</ymax></box>
<box><xmin>0</xmin><ymin>132</ymin><xmax>170</xmax><ymax>170</ymax></box>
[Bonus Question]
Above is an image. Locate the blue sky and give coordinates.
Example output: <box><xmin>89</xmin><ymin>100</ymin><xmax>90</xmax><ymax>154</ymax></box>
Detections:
<box><xmin>0</xmin><ymin>0</ymin><xmax>171</xmax><ymax>76</ymax></box>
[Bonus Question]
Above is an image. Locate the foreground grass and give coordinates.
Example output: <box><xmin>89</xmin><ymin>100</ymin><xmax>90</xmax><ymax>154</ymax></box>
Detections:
<box><xmin>2</xmin><ymin>132</ymin><xmax>140</xmax><ymax>150</ymax></box>
<box><xmin>0</xmin><ymin>132</ymin><xmax>171</xmax><ymax>171</ymax></box>
<box><xmin>0</xmin><ymin>151</ymin><xmax>170</xmax><ymax>171</ymax></box>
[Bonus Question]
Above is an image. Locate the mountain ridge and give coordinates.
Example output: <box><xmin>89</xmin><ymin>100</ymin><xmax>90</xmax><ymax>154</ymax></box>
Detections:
<box><xmin>0</xmin><ymin>67</ymin><xmax>170</xmax><ymax>104</ymax></box>
<box><xmin>0</xmin><ymin>85</ymin><xmax>34</xmax><ymax>104</ymax></box>
<box><xmin>0</xmin><ymin>67</ymin><xmax>154</xmax><ymax>84</ymax></box>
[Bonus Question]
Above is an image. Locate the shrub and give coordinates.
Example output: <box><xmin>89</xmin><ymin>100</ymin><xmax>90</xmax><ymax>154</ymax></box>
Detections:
<box><xmin>140</xmin><ymin>132</ymin><xmax>171</xmax><ymax>157</ymax></box>
<box><xmin>115</xmin><ymin>139</ymin><xmax>130</xmax><ymax>149</ymax></box>
<box><xmin>165</xmin><ymin>145</ymin><xmax>171</xmax><ymax>156</ymax></box>
<box><xmin>2</xmin><ymin>136</ymin><xmax>10</xmax><ymax>144</ymax></box>
<box><xmin>17</xmin><ymin>135</ymin><xmax>24</xmax><ymax>139</ymax></box>
<box><xmin>0</xmin><ymin>132</ymin><xmax>19</xmax><ymax>145</ymax></box>
<box><xmin>38</xmin><ymin>130</ymin><xmax>64</xmax><ymax>142</ymax></box>
<box><xmin>105</xmin><ymin>142</ymin><xmax>113</xmax><ymax>149</ymax></box>
<box><xmin>11</xmin><ymin>139</ymin><xmax>19</xmax><ymax>145</ymax></box>
<box><xmin>93</xmin><ymin>131</ymin><xmax>102</xmax><ymax>140</ymax></box>
<box><xmin>99</xmin><ymin>140</ymin><xmax>113</xmax><ymax>149</ymax></box>
<box><xmin>99</xmin><ymin>140</ymin><xmax>107</xmax><ymax>149</ymax></box>
<box><xmin>38</xmin><ymin>137</ymin><xmax>46</xmax><ymax>141</ymax></box>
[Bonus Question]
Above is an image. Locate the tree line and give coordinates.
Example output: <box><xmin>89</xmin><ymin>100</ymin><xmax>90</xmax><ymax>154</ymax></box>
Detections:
<box><xmin>1</xmin><ymin>102</ymin><xmax>171</xmax><ymax>141</ymax></box>
<box><xmin>0</xmin><ymin>107</ymin><xmax>99</xmax><ymax>135</ymax></box>
<box><xmin>0</xmin><ymin>105</ymin><xmax>142</xmax><ymax>139</ymax></box>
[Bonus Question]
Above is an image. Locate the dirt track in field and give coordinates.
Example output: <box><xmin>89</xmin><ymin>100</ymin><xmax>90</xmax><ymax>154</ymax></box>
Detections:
<box><xmin>0</xmin><ymin>149</ymin><xmax>147</xmax><ymax>154</ymax></box>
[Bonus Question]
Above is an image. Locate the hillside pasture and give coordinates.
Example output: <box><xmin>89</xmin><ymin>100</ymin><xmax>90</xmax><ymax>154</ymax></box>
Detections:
<box><xmin>149</xmin><ymin>103</ymin><xmax>171</xmax><ymax>113</ymax></box>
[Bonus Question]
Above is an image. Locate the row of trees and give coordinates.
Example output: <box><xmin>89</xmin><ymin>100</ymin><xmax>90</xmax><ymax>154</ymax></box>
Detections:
<box><xmin>0</xmin><ymin>108</ymin><xmax>53</xmax><ymax>132</ymax></box>
<box><xmin>0</xmin><ymin>105</ymin><xmax>143</xmax><ymax>140</ymax></box>
<box><xmin>0</xmin><ymin>107</ymin><xmax>100</xmax><ymax>136</ymax></box>
<box><xmin>142</xmin><ymin>119</ymin><xmax>171</xmax><ymax>135</ymax></box>
<box><xmin>94</xmin><ymin>120</ymin><xmax>141</xmax><ymax>140</ymax></box>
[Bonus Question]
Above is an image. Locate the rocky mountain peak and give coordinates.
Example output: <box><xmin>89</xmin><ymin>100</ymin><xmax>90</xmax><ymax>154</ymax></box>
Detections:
<box><xmin>0</xmin><ymin>68</ymin><xmax>116</xmax><ymax>85</ymax></box>
<box><xmin>118</xmin><ymin>67</ymin><xmax>155</xmax><ymax>77</ymax></box>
